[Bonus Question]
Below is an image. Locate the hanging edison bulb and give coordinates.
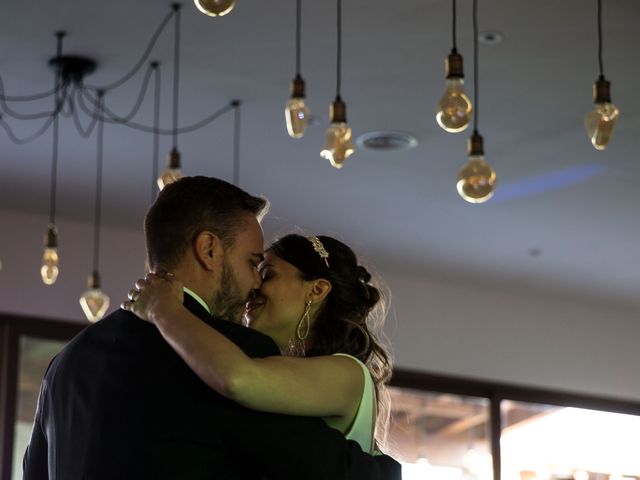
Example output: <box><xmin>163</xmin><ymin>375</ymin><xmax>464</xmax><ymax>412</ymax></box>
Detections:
<box><xmin>585</xmin><ymin>76</ymin><xmax>619</xmax><ymax>150</ymax></box>
<box><xmin>320</xmin><ymin>97</ymin><xmax>354</xmax><ymax>168</ymax></box>
<box><xmin>157</xmin><ymin>147</ymin><xmax>183</xmax><ymax>190</ymax></box>
<box><xmin>436</xmin><ymin>49</ymin><xmax>472</xmax><ymax>133</ymax></box>
<box><xmin>79</xmin><ymin>271</ymin><xmax>110</xmax><ymax>322</ymax></box>
<box><xmin>285</xmin><ymin>74</ymin><xmax>310</xmax><ymax>138</ymax></box>
<box><xmin>457</xmin><ymin>132</ymin><xmax>496</xmax><ymax>203</ymax></box>
<box><xmin>194</xmin><ymin>0</ymin><xmax>235</xmax><ymax>16</ymax></box>
<box><xmin>41</xmin><ymin>225</ymin><xmax>59</xmax><ymax>285</ymax></box>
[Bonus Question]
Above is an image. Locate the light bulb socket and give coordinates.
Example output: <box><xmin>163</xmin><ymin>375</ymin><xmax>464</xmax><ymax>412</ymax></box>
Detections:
<box><xmin>445</xmin><ymin>49</ymin><xmax>464</xmax><ymax>79</ymax></box>
<box><xmin>44</xmin><ymin>225</ymin><xmax>58</xmax><ymax>248</ymax></box>
<box><xmin>167</xmin><ymin>147</ymin><xmax>181</xmax><ymax>169</ymax></box>
<box><xmin>290</xmin><ymin>74</ymin><xmax>306</xmax><ymax>99</ymax></box>
<box><xmin>330</xmin><ymin>96</ymin><xmax>347</xmax><ymax>124</ymax></box>
<box><xmin>88</xmin><ymin>271</ymin><xmax>101</xmax><ymax>289</ymax></box>
<box><xmin>468</xmin><ymin>132</ymin><xmax>484</xmax><ymax>156</ymax></box>
<box><xmin>593</xmin><ymin>76</ymin><xmax>611</xmax><ymax>104</ymax></box>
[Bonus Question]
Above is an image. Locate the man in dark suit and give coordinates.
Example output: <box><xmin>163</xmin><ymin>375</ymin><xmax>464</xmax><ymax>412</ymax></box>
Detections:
<box><xmin>23</xmin><ymin>176</ymin><xmax>401</xmax><ymax>480</ymax></box>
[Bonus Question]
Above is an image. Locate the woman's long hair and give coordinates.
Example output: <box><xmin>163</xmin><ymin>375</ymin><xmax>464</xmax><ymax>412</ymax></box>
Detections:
<box><xmin>268</xmin><ymin>234</ymin><xmax>393</xmax><ymax>449</ymax></box>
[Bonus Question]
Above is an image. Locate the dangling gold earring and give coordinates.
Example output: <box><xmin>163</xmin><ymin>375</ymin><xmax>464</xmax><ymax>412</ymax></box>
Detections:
<box><xmin>297</xmin><ymin>300</ymin><xmax>312</xmax><ymax>340</ymax></box>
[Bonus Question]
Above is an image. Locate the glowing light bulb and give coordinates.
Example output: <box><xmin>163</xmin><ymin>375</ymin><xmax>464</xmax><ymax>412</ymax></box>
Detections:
<box><xmin>157</xmin><ymin>147</ymin><xmax>183</xmax><ymax>191</ymax></box>
<box><xmin>41</xmin><ymin>225</ymin><xmax>59</xmax><ymax>285</ymax></box>
<box><xmin>79</xmin><ymin>272</ymin><xmax>110</xmax><ymax>322</ymax></box>
<box><xmin>457</xmin><ymin>132</ymin><xmax>496</xmax><ymax>203</ymax></box>
<box><xmin>436</xmin><ymin>50</ymin><xmax>472</xmax><ymax>133</ymax></box>
<box><xmin>585</xmin><ymin>76</ymin><xmax>619</xmax><ymax>150</ymax></box>
<box><xmin>285</xmin><ymin>75</ymin><xmax>309</xmax><ymax>138</ymax></box>
<box><xmin>321</xmin><ymin>123</ymin><xmax>354</xmax><ymax>168</ymax></box>
<box><xmin>194</xmin><ymin>0</ymin><xmax>235</xmax><ymax>16</ymax></box>
<box><xmin>320</xmin><ymin>97</ymin><xmax>354</xmax><ymax>168</ymax></box>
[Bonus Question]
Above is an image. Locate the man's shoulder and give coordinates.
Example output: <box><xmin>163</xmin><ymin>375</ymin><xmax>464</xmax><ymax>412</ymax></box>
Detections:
<box><xmin>207</xmin><ymin>317</ymin><xmax>280</xmax><ymax>358</ymax></box>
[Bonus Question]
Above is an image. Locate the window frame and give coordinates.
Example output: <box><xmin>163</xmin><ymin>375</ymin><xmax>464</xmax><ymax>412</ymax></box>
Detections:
<box><xmin>0</xmin><ymin>313</ymin><xmax>85</xmax><ymax>479</ymax></box>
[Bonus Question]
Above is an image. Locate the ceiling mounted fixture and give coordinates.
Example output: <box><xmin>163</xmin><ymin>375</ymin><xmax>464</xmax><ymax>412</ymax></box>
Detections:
<box><xmin>456</xmin><ymin>0</ymin><xmax>496</xmax><ymax>204</ymax></box>
<box><xmin>436</xmin><ymin>0</ymin><xmax>472</xmax><ymax>133</ymax></box>
<box><xmin>320</xmin><ymin>0</ymin><xmax>355</xmax><ymax>169</ymax></box>
<box><xmin>285</xmin><ymin>0</ymin><xmax>310</xmax><ymax>139</ymax></box>
<box><xmin>585</xmin><ymin>0</ymin><xmax>618</xmax><ymax>151</ymax></box>
<box><xmin>0</xmin><ymin>4</ymin><xmax>239</xmax><ymax>297</ymax></box>
<box><xmin>356</xmin><ymin>131</ymin><xmax>418</xmax><ymax>151</ymax></box>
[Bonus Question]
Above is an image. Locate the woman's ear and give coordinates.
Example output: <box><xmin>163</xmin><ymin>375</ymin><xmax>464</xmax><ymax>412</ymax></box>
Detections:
<box><xmin>194</xmin><ymin>231</ymin><xmax>223</xmax><ymax>271</ymax></box>
<box><xmin>309</xmin><ymin>278</ymin><xmax>332</xmax><ymax>304</ymax></box>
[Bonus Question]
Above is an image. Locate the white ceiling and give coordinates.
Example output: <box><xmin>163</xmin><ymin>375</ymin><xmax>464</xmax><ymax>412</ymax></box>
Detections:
<box><xmin>2</xmin><ymin>0</ymin><xmax>639</xmax><ymax>306</ymax></box>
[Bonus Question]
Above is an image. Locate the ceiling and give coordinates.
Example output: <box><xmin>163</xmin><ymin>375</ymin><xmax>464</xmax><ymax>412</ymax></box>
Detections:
<box><xmin>2</xmin><ymin>0</ymin><xmax>639</xmax><ymax>306</ymax></box>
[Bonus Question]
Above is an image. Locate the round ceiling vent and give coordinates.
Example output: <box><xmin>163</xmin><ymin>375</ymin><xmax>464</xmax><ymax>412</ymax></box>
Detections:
<box><xmin>356</xmin><ymin>131</ymin><xmax>418</xmax><ymax>151</ymax></box>
<box><xmin>478</xmin><ymin>30</ymin><xmax>504</xmax><ymax>45</ymax></box>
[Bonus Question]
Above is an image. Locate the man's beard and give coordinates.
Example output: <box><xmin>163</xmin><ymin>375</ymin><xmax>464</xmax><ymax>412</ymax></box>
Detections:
<box><xmin>211</xmin><ymin>259</ymin><xmax>247</xmax><ymax>324</ymax></box>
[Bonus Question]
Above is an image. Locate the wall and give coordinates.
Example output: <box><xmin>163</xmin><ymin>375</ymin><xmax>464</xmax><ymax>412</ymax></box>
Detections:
<box><xmin>2</xmin><ymin>208</ymin><xmax>639</xmax><ymax>403</ymax></box>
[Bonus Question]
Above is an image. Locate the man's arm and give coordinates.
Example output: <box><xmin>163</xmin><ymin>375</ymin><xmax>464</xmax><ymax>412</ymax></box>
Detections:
<box><xmin>226</xmin><ymin>406</ymin><xmax>400</xmax><ymax>480</ymax></box>
<box><xmin>23</xmin><ymin>375</ymin><xmax>50</xmax><ymax>479</ymax></box>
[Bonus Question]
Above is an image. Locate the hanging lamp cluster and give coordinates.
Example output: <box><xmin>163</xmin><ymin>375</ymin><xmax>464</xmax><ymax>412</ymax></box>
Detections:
<box><xmin>285</xmin><ymin>0</ymin><xmax>355</xmax><ymax>169</ymax></box>
<box><xmin>0</xmin><ymin>3</ymin><xmax>241</xmax><ymax>321</ymax></box>
<box><xmin>454</xmin><ymin>0</ymin><xmax>496</xmax><ymax>204</ymax></box>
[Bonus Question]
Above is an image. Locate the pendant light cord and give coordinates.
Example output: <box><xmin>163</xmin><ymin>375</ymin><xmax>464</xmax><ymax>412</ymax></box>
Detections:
<box><xmin>295</xmin><ymin>0</ymin><xmax>302</xmax><ymax>76</ymax></box>
<box><xmin>452</xmin><ymin>0</ymin><xmax>458</xmax><ymax>51</ymax></box>
<box><xmin>336</xmin><ymin>0</ymin><xmax>342</xmax><ymax>97</ymax></box>
<box><xmin>49</xmin><ymin>32</ymin><xmax>65</xmax><ymax>227</ymax></box>
<box><xmin>232</xmin><ymin>100</ymin><xmax>241</xmax><ymax>186</ymax></box>
<box><xmin>472</xmin><ymin>0</ymin><xmax>479</xmax><ymax>133</ymax></box>
<box><xmin>597</xmin><ymin>0</ymin><xmax>604</xmax><ymax>78</ymax></box>
<box><xmin>93</xmin><ymin>92</ymin><xmax>105</xmax><ymax>274</ymax></box>
<box><xmin>151</xmin><ymin>62</ymin><xmax>161</xmax><ymax>204</ymax></box>
<box><xmin>172</xmin><ymin>3</ymin><xmax>181</xmax><ymax>150</ymax></box>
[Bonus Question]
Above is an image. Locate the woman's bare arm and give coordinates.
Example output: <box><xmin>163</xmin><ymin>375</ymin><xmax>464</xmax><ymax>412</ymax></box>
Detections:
<box><xmin>124</xmin><ymin>275</ymin><xmax>364</xmax><ymax>421</ymax></box>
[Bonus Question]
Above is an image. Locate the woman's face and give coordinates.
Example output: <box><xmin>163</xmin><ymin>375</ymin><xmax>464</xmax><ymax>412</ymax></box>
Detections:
<box><xmin>245</xmin><ymin>251</ymin><xmax>311</xmax><ymax>349</ymax></box>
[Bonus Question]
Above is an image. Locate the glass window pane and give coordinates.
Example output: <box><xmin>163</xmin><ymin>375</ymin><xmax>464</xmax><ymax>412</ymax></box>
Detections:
<box><xmin>501</xmin><ymin>400</ymin><xmax>640</xmax><ymax>480</ymax></box>
<box><xmin>11</xmin><ymin>336</ymin><xmax>67</xmax><ymax>480</ymax></box>
<box><xmin>388</xmin><ymin>386</ymin><xmax>493</xmax><ymax>480</ymax></box>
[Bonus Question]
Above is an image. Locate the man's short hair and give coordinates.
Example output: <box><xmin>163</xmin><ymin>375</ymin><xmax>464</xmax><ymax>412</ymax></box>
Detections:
<box><xmin>145</xmin><ymin>176</ymin><xmax>269</xmax><ymax>270</ymax></box>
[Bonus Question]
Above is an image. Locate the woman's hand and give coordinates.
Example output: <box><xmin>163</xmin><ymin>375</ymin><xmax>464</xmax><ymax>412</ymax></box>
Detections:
<box><xmin>121</xmin><ymin>273</ymin><xmax>184</xmax><ymax>325</ymax></box>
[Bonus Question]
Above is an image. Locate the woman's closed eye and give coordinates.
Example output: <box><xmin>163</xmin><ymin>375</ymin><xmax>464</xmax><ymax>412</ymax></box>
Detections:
<box><xmin>260</xmin><ymin>268</ymin><xmax>273</xmax><ymax>281</ymax></box>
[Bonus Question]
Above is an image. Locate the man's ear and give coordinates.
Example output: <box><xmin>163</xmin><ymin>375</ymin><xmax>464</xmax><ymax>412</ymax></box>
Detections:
<box><xmin>194</xmin><ymin>231</ymin><xmax>224</xmax><ymax>271</ymax></box>
<box><xmin>309</xmin><ymin>278</ymin><xmax>332</xmax><ymax>304</ymax></box>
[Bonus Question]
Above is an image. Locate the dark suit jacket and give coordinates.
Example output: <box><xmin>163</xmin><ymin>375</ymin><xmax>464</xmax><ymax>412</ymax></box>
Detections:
<box><xmin>23</xmin><ymin>293</ymin><xmax>401</xmax><ymax>479</ymax></box>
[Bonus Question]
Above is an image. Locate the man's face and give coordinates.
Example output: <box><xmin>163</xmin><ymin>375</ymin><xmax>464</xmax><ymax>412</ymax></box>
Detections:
<box><xmin>212</xmin><ymin>213</ymin><xmax>264</xmax><ymax>323</ymax></box>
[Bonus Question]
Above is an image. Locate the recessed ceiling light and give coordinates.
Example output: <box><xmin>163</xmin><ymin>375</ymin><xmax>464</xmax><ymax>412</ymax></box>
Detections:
<box><xmin>478</xmin><ymin>30</ymin><xmax>504</xmax><ymax>45</ymax></box>
<box><xmin>356</xmin><ymin>131</ymin><xmax>419</xmax><ymax>151</ymax></box>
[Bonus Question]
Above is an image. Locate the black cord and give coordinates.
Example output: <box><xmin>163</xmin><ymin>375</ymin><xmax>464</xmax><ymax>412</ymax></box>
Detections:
<box><xmin>0</xmin><ymin>113</ymin><xmax>55</xmax><ymax>144</ymax></box>
<box><xmin>151</xmin><ymin>62</ymin><xmax>161</xmax><ymax>204</ymax></box>
<box><xmin>0</xmin><ymin>78</ymin><xmax>60</xmax><ymax>102</ymax></box>
<box><xmin>0</xmin><ymin>75</ymin><xmax>59</xmax><ymax>120</ymax></box>
<box><xmin>336</xmin><ymin>0</ymin><xmax>342</xmax><ymax>97</ymax></box>
<box><xmin>78</xmin><ymin>88</ymin><xmax>237</xmax><ymax>135</ymax></box>
<box><xmin>232</xmin><ymin>100</ymin><xmax>241</xmax><ymax>186</ymax></box>
<box><xmin>597</xmin><ymin>0</ymin><xmax>604</xmax><ymax>77</ymax></box>
<box><xmin>84</xmin><ymin>9</ymin><xmax>175</xmax><ymax>91</ymax></box>
<box><xmin>71</xmin><ymin>87</ymin><xmax>100</xmax><ymax>138</ymax></box>
<box><xmin>472</xmin><ymin>0</ymin><xmax>479</xmax><ymax>132</ymax></box>
<box><xmin>172</xmin><ymin>3</ymin><xmax>181</xmax><ymax>150</ymax></box>
<box><xmin>452</xmin><ymin>0</ymin><xmax>457</xmax><ymax>51</ymax></box>
<box><xmin>295</xmin><ymin>0</ymin><xmax>302</xmax><ymax>75</ymax></box>
<box><xmin>93</xmin><ymin>92</ymin><xmax>105</xmax><ymax>274</ymax></box>
<box><xmin>49</xmin><ymin>32</ymin><xmax>65</xmax><ymax>227</ymax></box>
